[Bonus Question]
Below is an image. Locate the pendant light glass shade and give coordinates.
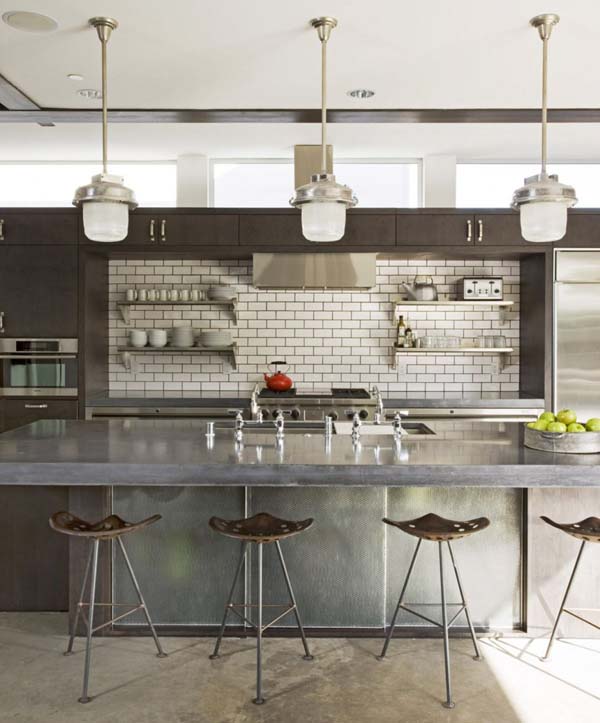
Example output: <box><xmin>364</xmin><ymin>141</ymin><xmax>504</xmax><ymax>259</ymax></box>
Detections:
<box><xmin>301</xmin><ymin>200</ymin><xmax>347</xmax><ymax>242</ymax></box>
<box><xmin>290</xmin><ymin>18</ymin><xmax>357</xmax><ymax>241</ymax></box>
<box><xmin>511</xmin><ymin>14</ymin><xmax>576</xmax><ymax>242</ymax></box>
<box><xmin>73</xmin><ymin>18</ymin><xmax>137</xmax><ymax>242</ymax></box>
<box><xmin>519</xmin><ymin>196</ymin><xmax>569</xmax><ymax>242</ymax></box>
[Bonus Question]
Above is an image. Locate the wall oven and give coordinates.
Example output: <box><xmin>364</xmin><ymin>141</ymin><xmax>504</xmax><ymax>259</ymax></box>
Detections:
<box><xmin>0</xmin><ymin>339</ymin><xmax>78</xmax><ymax>397</ymax></box>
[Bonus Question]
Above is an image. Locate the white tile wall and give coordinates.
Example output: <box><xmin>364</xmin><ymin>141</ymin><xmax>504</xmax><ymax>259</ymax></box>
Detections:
<box><xmin>108</xmin><ymin>258</ymin><xmax>520</xmax><ymax>398</ymax></box>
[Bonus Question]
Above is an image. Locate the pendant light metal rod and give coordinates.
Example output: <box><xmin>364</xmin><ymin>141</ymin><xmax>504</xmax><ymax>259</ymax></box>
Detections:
<box><xmin>530</xmin><ymin>13</ymin><xmax>558</xmax><ymax>174</ymax></box>
<box><xmin>89</xmin><ymin>17</ymin><xmax>118</xmax><ymax>175</ymax></box>
<box><xmin>320</xmin><ymin>35</ymin><xmax>327</xmax><ymax>173</ymax></box>
<box><xmin>100</xmin><ymin>33</ymin><xmax>108</xmax><ymax>173</ymax></box>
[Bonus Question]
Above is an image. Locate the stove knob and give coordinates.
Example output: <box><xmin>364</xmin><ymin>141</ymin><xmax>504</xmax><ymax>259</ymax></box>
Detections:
<box><xmin>326</xmin><ymin>411</ymin><xmax>338</xmax><ymax>421</ymax></box>
<box><xmin>261</xmin><ymin>409</ymin><xmax>270</xmax><ymax>419</ymax></box>
<box><xmin>273</xmin><ymin>409</ymin><xmax>282</xmax><ymax>419</ymax></box>
<box><xmin>358</xmin><ymin>409</ymin><xmax>369</xmax><ymax>420</ymax></box>
<box><xmin>291</xmin><ymin>408</ymin><xmax>301</xmax><ymax>420</ymax></box>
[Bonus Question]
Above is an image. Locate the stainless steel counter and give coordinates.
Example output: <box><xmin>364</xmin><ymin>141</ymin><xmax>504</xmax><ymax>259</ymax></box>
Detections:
<box><xmin>0</xmin><ymin>418</ymin><xmax>599</xmax><ymax>487</ymax></box>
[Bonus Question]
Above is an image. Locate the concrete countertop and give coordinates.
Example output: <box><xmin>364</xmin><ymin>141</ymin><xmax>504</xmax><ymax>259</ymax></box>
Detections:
<box><xmin>0</xmin><ymin>418</ymin><xmax>597</xmax><ymax>487</ymax></box>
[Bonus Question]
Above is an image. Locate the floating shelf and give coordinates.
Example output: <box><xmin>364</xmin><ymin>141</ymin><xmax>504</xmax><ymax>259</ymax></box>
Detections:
<box><xmin>391</xmin><ymin>346</ymin><xmax>513</xmax><ymax>371</ymax></box>
<box><xmin>117</xmin><ymin>344</ymin><xmax>238</xmax><ymax>372</ymax></box>
<box><xmin>117</xmin><ymin>300</ymin><xmax>237</xmax><ymax>325</ymax></box>
<box><xmin>393</xmin><ymin>298</ymin><xmax>514</xmax><ymax>325</ymax></box>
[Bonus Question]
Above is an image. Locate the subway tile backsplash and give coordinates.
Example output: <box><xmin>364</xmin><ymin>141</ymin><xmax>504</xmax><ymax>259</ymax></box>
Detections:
<box><xmin>108</xmin><ymin>258</ymin><xmax>520</xmax><ymax>398</ymax></box>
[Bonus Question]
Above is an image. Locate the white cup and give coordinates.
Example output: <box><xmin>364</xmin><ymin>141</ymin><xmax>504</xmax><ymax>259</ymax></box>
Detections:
<box><xmin>190</xmin><ymin>289</ymin><xmax>200</xmax><ymax>302</ymax></box>
<box><xmin>180</xmin><ymin>289</ymin><xmax>190</xmax><ymax>302</ymax></box>
<box><xmin>129</xmin><ymin>329</ymin><xmax>148</xmax><ymax>348</ymax></box>
<box><xmin>138</xmin><ymin>289</ymin><xmax>148</xmax><ymax>302</ymax></box>
<box><xmin>147</xmin><ymin>289</ymin><xmax>157</xmax><ymax>302</ymax></box>
<box><xmin>159</xmin><ymin>289</ymin><xmax>169</xmax><ymax>302</ymax></box>
<box><xmin>126</xmin><ymin>289</ymin><xmax>136</xmax><ymax>301</ymax></box>
<box><xmin>169</xmin><ymin>289</ymin><xmax>179</xmax><ymax>302</ymax></box>
<box><xmin>148</xmin><ymin>329</ymin><xmax>168</xmax><ymax>348</ymax></box>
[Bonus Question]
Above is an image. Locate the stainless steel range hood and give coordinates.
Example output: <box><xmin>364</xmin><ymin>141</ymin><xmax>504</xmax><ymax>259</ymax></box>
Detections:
<box><xmin>252</xmin><ymin>253</ymin><xmax>376</xmax><ymax>290</ymax></box>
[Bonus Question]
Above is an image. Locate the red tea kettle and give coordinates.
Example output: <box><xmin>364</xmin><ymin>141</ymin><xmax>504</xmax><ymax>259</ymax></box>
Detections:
<box><xmin>264</xmin><ymin>361</ymin><xmax>293</xmax><ymax>392</ymax></box>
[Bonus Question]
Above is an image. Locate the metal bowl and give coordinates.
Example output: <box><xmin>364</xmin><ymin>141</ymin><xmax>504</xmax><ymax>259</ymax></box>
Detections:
<box><xmin>524</xmin><ymin>426</ymin><xmax>600</xmax><ymax>454</ymax></box>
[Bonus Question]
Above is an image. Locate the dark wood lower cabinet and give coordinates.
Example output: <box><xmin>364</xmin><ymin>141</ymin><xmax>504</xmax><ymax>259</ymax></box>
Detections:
<box><xmin>0</xmin><ymin>398</ymin><xmax>77</xmax><ymax>611</ymax></box>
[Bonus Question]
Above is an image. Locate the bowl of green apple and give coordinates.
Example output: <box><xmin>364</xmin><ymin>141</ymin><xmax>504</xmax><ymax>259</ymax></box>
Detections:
<box><xmin>524</xmin><ymin>409</ymin><xmax>600</xmax><ymax>453</ymax></box>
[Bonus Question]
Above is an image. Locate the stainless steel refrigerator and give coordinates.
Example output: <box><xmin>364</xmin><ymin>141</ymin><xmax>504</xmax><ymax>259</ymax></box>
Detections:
<box><xmin>554</xmin><ymin>250</ymin><xmax>600</xmax><ymax>419</ymax></box>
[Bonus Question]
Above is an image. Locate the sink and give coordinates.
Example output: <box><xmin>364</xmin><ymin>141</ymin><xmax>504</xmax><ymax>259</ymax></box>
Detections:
<box><xmin>214</xmin><ymin>421</ymin><xmax>326</xmax><ymax>434</ymax></box>
<box><xmin>334</xmin><ymin>422</ymin><xmax>435</xmax><ymax>436</ymax></box>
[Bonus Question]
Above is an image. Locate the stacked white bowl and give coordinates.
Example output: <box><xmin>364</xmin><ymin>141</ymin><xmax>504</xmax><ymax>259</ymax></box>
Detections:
<box><xmin>199</xmin><ymin>330</ymin><xmax>232</xmax><ymax>348</ymax></box>
<box><xmin>171</xmin><ymin>326</ymin><xmax>195</xmax><ymax>347</ymax></box>
<box><xmin>207</xmin><ymin>285</ymin><xmax>236</xmax><ymax>301</ymax></box>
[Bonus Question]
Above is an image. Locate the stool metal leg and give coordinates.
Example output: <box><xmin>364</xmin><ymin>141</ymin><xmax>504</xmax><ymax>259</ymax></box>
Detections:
<box><xmin>117</xmin><ymin>537</ymin><xmax>167</xmax><ymax>658</ymax></box>
<box><xmin>543</xmin><ymin>540</ymin><xmax>587</xmax><ymax>662</ymax></box>
<box><xmin>378</xmin><ymin>538</ymin><xmax>422</xmax><ymax>660</ymax></box>
<box><xmin>210</xmin><ymin>542</ymin><xmax>248</xmax><ymax>659</ymax></box>
<box><xmin>65</xmin><ymin>540</ymin><xmax>93</xmax><ymax>656</ymax></box>
<box><xmin>79</xmin><ymin>538</ymin><xmax>99</xmax><ymax>704</ymax></box>
<box><xmin>439</xmin><ymin>542</ymin><xmax>454</xmax><ymax>709</ymax></box>
<box><xmin>275</xmin><ymin>541</ymin><xmax>313</xmax><ymax>661</ymax></box>
<box><xmin>253</xmin><ymin>542</ymin><xmax>265</xmax><ymax>705</ymax></box>
<box><xmin>447</xmin><ymin>541</ymin><xmax>482</xmax><ymax>661</ymax></box>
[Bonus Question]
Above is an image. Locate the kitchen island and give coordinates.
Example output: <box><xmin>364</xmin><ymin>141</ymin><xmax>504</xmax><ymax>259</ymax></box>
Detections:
<box><xmin>0</xmin><ymin>418</ymin><xmax>598</xmax><ymax>638</ymax></box>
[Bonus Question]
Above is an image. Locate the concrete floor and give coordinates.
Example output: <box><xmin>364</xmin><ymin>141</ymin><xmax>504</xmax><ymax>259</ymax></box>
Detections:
<box><xmin>0</xmin><ymin>615</ymin><xmax>599</xmax><ymax>723</ymax></box>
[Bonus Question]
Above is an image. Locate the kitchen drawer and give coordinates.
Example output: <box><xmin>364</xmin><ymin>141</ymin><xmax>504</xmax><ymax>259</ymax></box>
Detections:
<box><xmin>2</xmin><ymin>399</ymin><xmax>78</xmax><ymax>432</ymax></box>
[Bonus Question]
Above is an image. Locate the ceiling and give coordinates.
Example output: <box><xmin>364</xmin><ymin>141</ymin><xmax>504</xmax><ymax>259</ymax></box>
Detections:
<box><xmin>0</xmin><ymin>0</ymin><xmax>598</xmax><ymax>160</ymax></box>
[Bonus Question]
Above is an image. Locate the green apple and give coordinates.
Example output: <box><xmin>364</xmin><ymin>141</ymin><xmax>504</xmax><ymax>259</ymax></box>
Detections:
<box><xmin>547</xmin><ymin>421</ymin><xmax>567</xmax><ymax>433</ymax></box>
<box><xmin>586</xmin><ymin>418</ymin><xmax>600</xmax><ymax>432</ymax></box>
<box><xmin>567</xmin><ymin>423</ymin><xmax>586</xmax><ymax>433</ymax></box>
<box><xmin>538</xmin><ymin>411</ymin><xmax>555</xmax><ymax>423</ymax></box>
<box><xmin>529</xmin><ymin>420</ymin><xmax>549</xmax><ymax>431</ymax></box>
<box><xmin>556</xmin><ymin>409</ymin><xmax>577</xmax><ymax>426</ymax></box>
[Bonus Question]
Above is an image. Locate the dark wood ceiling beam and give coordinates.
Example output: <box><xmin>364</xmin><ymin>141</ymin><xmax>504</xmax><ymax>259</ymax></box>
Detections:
<box><xmin>1</xmin><ymin>107</ymin><xmax>600</xmax><ymax>124</ymax></box>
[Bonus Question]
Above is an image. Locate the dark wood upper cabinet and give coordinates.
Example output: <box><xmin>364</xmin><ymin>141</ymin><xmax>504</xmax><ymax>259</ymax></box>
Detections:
<box><xmin>239</xmin><ymin>210</ymin><xmax>395</xmax><ymax>248</ymax></box>
<box><xmin>473</xmin><ymin>213</ymin><xmax>529</xmax><ymax>246</ymax></box>
<box><xmin>0</xmin><ymin>245</ymin><xmax>78</xmax><ymax>337</ymax></box>
<box><xmin>554</xmin><ymin>212</ymin><xmax>600</xmax><ymax>248</ymax></box>
<box><xmin>0</xmin><ymin>210</ymin><xmax>77</xmax><ymax>245</ymax></box>
<box><xmin>396</xmin><ymin>212</ymin><xmax>474</xmax><ymax>246</ymax></box>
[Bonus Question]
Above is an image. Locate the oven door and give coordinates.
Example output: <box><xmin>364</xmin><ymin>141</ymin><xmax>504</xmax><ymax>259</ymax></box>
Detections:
<box><xmin>0</xmin><ymin>354</ymin><xmax>78</xmax><ymax>396</ymax></box>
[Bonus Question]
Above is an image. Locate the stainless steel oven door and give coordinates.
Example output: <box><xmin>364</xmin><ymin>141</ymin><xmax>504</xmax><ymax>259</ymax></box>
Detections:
<box><xmin>0</xmin><ymin>354</ymin><xmax>78</xmax><ymax>396</ymax></box>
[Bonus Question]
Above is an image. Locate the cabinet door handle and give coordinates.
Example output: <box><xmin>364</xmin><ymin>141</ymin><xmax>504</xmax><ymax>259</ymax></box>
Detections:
<box><xmin>160</xmin><ymin>219</ymin><xmax>167</xmax><ymax>243</ymax></box>
<box><xmin>477</xmin><ymin>219</ymin><xmax>484</xmax><ymax>243</ymax></box>
<box><xmin>0</xmin><ymin>311</ymin><xmax>4</xmax><ymax>334</ymax></box>
<box><xmin>466</xmin><ymin>219</ymin><xmax>473</xmax><ymax>243</ymax></box>
<box><xmin>24</xmin><ymin>404</ymin><xmax>48</xmax><ymax>409</ymax></box>
<box><xmin>0</xmin><ymin>219</ymin><xmax>4</xmax><ymax>241</ymax></box>
<box><xmin>149</xmin><ymin>219</ymin><xmax>156</xmax><ymax>242</ymax></box>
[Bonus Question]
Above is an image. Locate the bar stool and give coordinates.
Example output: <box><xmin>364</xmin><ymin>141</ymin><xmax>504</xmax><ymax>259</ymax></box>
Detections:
<box><xmin>378</xmin><ymin>512</ymin><xmax>490</xmax><ymax>709</ymax></box>
<box><xmin>541</xmin><ymin>515</ymin><xmax>600</xmax><ymax>660</ymax></box>
<box><xmin>49</xmin><ymin>511</ymin><xmax>167</xmax><ymax>703</ymax></box>
<box><xmin>208</xmin><ymin>512</ymin><xmax>314</xmax><ymax>705</ymax></box>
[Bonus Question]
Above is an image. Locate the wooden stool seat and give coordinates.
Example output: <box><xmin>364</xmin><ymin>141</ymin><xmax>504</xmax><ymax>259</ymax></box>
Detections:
<box><xmin>541</xmin><ymin>515</ymin><xmax>600</xmax><ymax>543</ymax></box>
<box><xmin>209</xmin><ymin>511</ymin><xmax>313</xmax><ymax>543</ymax></box>
<box><xmin>383</xmin><ymin>512</ymin><xmax>490</xmax><ymax>542</ymax></box>
<box><xmin>49</xmin><ymin>511</ymin><xmax>161</xmax><ymax>539</ymax></box>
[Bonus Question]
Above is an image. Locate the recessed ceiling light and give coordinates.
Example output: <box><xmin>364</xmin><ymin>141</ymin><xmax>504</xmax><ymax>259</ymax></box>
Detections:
<box><xmin>67</xmin><ymin>74</ymin><xmax>84</xmax><ymax>81</ymax></box>
<box><xmin>2</xmin><ymin>11</ymin><xmax>58</xmax><ymax>33</ymax></box>
<box><xmin>347</xmin><ymin>89</ymin><xmax>375</xmax><ymax>99</ymax></box>
<box><xmin>77</xmin><ymin>88</ymin><xmax>102</xmax><ymax>99</ymax></box>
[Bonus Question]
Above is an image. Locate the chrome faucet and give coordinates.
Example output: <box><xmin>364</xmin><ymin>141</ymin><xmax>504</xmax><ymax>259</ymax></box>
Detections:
<box><xmin>250</xmin><ymin>383</ymin><xmax>261</xmax><ymax>420</ymax></box>
<box><xmin>372</xmin><ymin>385</ymin><xmax>385</xmax><ymax>420</ymax></box>
<box><xmin>325</xmin><ymin>415</ymin><xmax>333</xmax><ymax>438</ymax></box>
<box><xmin>393</xmin><ymin>412</ymin><xmax>408</xmax><ymax>438</ymax></box>
<box><xmin>275</xmin><ymin>411</ymin><xmax>285</xmax><ymax>439</ymax></box>
<box><xmin>234</xmin><ymin>411</ymin><xmax>244</xmax><ymax>442</ymax></box>
<box><xmin>351</xmin><ymin>412</ymin><xmax>362</xmax><ymax>440</ymax></box>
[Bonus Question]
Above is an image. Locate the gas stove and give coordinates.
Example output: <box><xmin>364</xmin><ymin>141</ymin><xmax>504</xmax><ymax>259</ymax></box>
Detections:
<box><xmin>251</xmin><ymin>384</ymin><xmax>382</xmax><ymax>421</ymax></box>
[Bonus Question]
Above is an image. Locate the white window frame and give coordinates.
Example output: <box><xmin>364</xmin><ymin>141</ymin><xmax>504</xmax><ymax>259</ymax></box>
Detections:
<box><xmin>209</xmin><ymin>157</ymin><xmax>423</xmax><ymax>207</ymax></box>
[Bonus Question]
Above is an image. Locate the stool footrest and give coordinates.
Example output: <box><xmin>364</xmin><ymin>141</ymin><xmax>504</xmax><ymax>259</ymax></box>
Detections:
<box><xmin>227</xmin><ymin>602</ymin><xmax>296</xmax><ymax>633</ymax></box>
<box><xmin>564</xmin><ymin>608</ymin><xmax>600</xmax><ymax>632</ymax></box>
<box><xmin>399</xmin><ymin>603</ymin><xmax>466</xmax><ymax>629</ymax></box>
<box><xmin>83</xmin><ymin>604</ymin><xmax>145</xmax><ymax>635</ymax></box>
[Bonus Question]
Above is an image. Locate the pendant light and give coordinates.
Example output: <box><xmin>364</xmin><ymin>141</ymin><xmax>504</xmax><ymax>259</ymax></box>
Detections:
<box><xmin>290</xmin><ymin>17</ymin><xmax>357</xmax><ymax>242</ymax></box>
<box><xmin>73</xmin><ymin>17</ymin><xmax>137</xmax><ymax>242</ymax></box>
<box><xmin>512</xmin><ymin>14</ymin><xmax>576</xmax><ymax>242</ymax></box>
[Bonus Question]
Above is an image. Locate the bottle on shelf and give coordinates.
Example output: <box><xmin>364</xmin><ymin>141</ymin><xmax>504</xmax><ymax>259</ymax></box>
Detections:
<box><xmin>396</xmin><ymin>315</ymin><xmax>407</xmax><ymax>347</ymax></box>
<box><xmin>405</xmin><ymin>322</ymin><xmax>414</xmax><ymax>348</ymax></box>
